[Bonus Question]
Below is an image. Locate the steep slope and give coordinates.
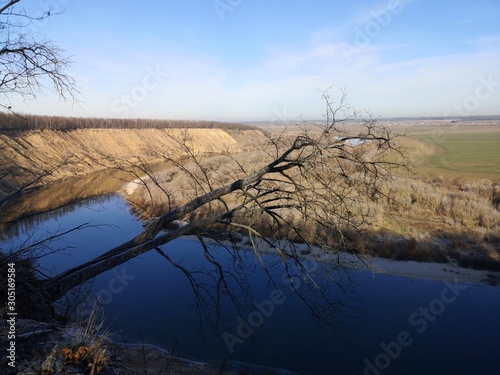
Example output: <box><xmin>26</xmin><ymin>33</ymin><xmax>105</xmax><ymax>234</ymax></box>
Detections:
<box><xmin>0</xmin><ymin>128</ymin><xmax>266</xmax><ymax>199</ymax></box>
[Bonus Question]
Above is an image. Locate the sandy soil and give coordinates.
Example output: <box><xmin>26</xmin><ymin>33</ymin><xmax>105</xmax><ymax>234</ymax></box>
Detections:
<box><xmin>0</xmin><ymin>128</ymin><xmax>265</xmax><ymax>200</ymax></box>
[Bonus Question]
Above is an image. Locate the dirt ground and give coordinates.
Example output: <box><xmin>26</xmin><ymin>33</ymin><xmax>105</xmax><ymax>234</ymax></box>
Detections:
<box><xmin>1</xmin><ymin>319</ymin><xmax>296</xmax><ymax>375</ymax></box>
<box><xmin>0</xmin><ymin>319</ymin><xmax>233</xmax><ymax>375</ymax></box>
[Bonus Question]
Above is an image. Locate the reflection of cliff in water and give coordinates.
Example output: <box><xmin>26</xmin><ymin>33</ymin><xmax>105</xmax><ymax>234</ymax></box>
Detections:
<box><xmin>0</xmin><ymin>193</ymin><xmax>119</xmax><ymax>241</ymax></box>
<box><xmin>0</xmin><ymin>159</ymin><xmax>174</xmax><ymax>234</ymax></box>
<box><xmin>0</xmin><ymin>167</ymin><xmax>129</xmax><ymax>227</ymax></box>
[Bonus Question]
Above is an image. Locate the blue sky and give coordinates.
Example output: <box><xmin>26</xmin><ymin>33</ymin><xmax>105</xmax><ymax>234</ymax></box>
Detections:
<box><xmin>9</xmin><ymin>0</ymin><xmax>500</xmax><ymax>121</ymax></box>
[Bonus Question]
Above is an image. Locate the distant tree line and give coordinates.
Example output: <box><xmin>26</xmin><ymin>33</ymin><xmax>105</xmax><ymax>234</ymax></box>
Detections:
<box><xmin>0</xmin><ymin>113</ymin><xmax>259</xmax><ymax>132</ymax></box>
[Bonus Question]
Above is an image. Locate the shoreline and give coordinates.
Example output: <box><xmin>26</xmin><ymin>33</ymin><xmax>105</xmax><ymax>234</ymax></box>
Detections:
<box><xmin>190</xmin><ymin>234</ymin><xmax>500</xmax><ymax>285</ymax></box>
<box><xmin>363</xmin><ymin>255</ymin><xmax>500</xmax><ymax>284</ymax></box>
<box><xmin>1</xmin><ymin>319</ymin><xmax>302</xmax><ymax>375</ymax></box>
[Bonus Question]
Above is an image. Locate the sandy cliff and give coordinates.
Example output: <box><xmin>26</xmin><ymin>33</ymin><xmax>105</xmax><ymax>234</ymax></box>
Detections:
<box><xmin>0</xmin><ymin>128</ymin><xmax>265</xmax><ymax>199</ymax></box>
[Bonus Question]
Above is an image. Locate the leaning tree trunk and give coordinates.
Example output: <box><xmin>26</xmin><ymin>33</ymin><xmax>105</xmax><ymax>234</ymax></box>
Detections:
<box><xmin>41</xmin><ymin>142</ymin><xmax>315</xmax><ymax>301</ymax></box>
<box><xmin>40</xmin><ymin>90</ymin><xmax>399</xmax><ymax>303</ymax></box>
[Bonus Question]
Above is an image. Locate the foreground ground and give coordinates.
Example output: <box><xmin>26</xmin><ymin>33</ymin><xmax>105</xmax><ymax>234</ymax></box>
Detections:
<box><xmin>1</xmin><ymin>319</ymin><xmax>298</xmax><ymax>375</ymax></box>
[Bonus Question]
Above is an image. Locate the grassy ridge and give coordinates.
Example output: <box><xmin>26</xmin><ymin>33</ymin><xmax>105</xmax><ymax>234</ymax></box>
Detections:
<box><xmin>408</xmin><ymin>131</ymin><xmax>500</xmax><ymax>180</ymax></box>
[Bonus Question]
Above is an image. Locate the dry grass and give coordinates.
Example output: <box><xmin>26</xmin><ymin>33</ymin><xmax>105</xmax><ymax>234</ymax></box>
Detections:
<box><xmin>38</xmin><ymin>303</ymin><xmax>110</xmax><ymax>374</ymax></box>
<box><xmin>382</xmin><ymin>176</ymin><xmax>500</xmax><ymax>234</ymax></box>
<box><xmin>124</xmin><ymin>130</ymin><xmax>500</xmax><ymax>270</ymax></box>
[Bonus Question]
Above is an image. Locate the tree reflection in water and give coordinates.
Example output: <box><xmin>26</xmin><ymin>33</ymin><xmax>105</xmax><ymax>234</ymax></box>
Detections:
<box><xmin>149</xmin><ymin>233</ymin><xmax>363</xmax><ymax>349</ymax></box>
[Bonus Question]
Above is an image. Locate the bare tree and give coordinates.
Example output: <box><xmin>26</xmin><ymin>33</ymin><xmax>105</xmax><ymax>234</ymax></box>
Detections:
<box><xmin>0</xmin><ymin>0</ymin><xmax>78</xmax><ymax>216</ymax></box>
<box><xmin>41</xmin><ymin>88</ymin><xmax>403</xmax><ymax>304</ymax></box>
<box><xmin>0</xmin><ymin>0</ymin><xmax>77</xmax><ymax>111</ymax></box>
<box><xmin>0</xmin><ymin>0</ymin><xmax>81</xmax><ymax>321</ymax></box>
<box><xmin>0</xmin><ymin>0</ymin><xmax>399</xmax><ymax>333</ymax></box>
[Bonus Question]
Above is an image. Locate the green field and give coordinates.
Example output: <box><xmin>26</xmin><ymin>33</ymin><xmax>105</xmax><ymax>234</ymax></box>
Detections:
<box><xmin>409</xmin><ymin>131</ymin><xmax>500</xmax><ymax>180</ymax></box>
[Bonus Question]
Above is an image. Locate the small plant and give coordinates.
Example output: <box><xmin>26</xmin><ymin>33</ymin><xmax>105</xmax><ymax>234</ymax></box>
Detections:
<box><xmin>60</xmin><ymin>301</ymin><xmax>110</xmax><ymax>374</ymax></box>
<box><xmin>41</xmin><ymin>345</ymin><xmax>64</xmax><ymax>375</ymax></box>
<box><xmin>62</xmin><ymin>345</ymin><xmax>91</xmax><ymax>362</ymax></box>
<box><xmin>61</xmin><ymin>344</ymin><xmax>108</xmax><ymax>375</ymax></box>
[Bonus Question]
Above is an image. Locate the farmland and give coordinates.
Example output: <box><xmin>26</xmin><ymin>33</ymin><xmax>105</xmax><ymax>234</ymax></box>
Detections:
<box><xmin>251</xmin><ymin>120</ymin><xmax>500</xmax><ymax>267</ymax></box>
<box><xmin>408</xmin><ymin>129</ymin><xmax>500</xmax><ymax>180</ymax></box>
<box><xmin>260</xmin><ymin>119</ymin><xmax>500</xmax><ymax>181</ymax></box>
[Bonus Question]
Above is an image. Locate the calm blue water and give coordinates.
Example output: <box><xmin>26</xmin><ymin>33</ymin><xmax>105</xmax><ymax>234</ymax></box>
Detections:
<box><xmin>2</xmin><ymin>194</ymin><xmax>500</xmax><ymax>375</ymax></box>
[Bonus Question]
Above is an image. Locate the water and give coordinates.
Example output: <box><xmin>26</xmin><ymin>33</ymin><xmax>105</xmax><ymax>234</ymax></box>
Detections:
<box><xmin>2</xmin><ymin>194</ymin><xmax>500</xmax><ymax>374</ymax></box>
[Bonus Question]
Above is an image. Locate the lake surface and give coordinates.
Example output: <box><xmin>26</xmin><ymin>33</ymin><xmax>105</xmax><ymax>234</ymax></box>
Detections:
<box><xmin>2</xmin><ymin>193</ymin><xmax>500</xmax><ymax>374</ymax></box>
